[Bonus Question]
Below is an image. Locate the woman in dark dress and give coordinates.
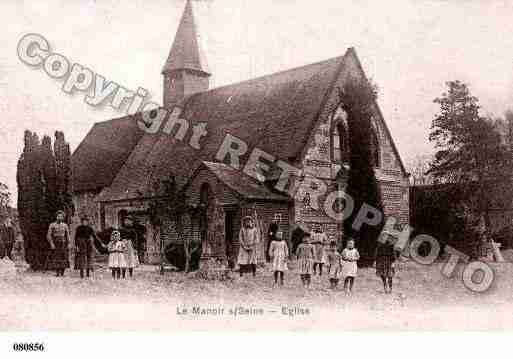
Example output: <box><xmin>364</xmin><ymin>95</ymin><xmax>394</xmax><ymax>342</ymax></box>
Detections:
<box><xmin>75</xmin><ymin>215</ymin><xmax>99</xmax><ymax>278</ymax></box>
<box><xmin>375</xmin><ymin>237</ymin><xmax>398</xmax><ymax>294</ymax></box>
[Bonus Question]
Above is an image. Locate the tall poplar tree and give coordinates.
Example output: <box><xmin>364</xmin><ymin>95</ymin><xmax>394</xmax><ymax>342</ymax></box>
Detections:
<box><xmin>17</xmin><ymin>130</ymin><xmax>73</xmax><ymax>269</ymax></box>
<box><xmin>54</xmin><ymin>131</ymin><xmax>74</xmax><ymax>220</ymax></box>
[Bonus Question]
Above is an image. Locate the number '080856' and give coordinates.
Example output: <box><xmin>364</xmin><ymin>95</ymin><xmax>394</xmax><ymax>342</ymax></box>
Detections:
<box><xmin>12</xmin><ymin>343</ymin><xmax>45</xmax><ymax>352</ymax></box>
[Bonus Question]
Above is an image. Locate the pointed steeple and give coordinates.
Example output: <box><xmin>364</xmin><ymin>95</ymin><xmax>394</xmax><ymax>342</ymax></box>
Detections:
<box><xmin>162</xmin><ymin>0</ymin><xmax>210</xmax><ymax>76</ymax></box>
<box><xmin>162</xmin><ymin>0</ymin><xmax>211</xmax><ymax>108</ymax></box>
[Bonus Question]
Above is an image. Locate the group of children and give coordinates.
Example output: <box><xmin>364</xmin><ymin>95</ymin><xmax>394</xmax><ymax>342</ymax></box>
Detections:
<box><xmin>268</xmin><ymin>230</ymin><xmax>360</xmax><ymax>293</ymax></box>
<box><xmin>106</xmin><ymin>229</ymin><xmax>139</xmax><ymax>279</ymax></box>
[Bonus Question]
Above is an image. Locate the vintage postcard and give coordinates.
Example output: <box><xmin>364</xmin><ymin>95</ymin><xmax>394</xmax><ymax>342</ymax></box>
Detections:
<box><xmin>1</xmin><ymin>0</ymin><xmax>513</xmax><ymax>348</ymax></box>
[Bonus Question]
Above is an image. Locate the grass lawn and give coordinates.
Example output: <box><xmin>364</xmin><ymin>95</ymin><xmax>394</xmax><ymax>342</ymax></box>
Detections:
<box><xmin>1</xmin><ymin>260</ymin><xmax>513</xmax><ymax>331</ymax></box>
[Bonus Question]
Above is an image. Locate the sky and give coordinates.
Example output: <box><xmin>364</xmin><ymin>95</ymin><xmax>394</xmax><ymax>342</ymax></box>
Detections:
<box><xmin>1</xmin><ymin>0</ymin><xmax>513</xmax><ymax>204</ymax></box>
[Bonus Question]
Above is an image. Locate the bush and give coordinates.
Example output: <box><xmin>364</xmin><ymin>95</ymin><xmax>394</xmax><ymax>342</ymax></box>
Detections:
<box><xmin>164</xmin><ymin>242</ymin><xmax>201</xmax><ymax>271</ymax></box>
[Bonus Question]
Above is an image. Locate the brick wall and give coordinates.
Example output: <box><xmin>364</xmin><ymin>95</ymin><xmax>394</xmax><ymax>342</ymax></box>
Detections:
<box><xmin>240</xmin><ymin>201</ymin><xmax>291</xmax><ymax>262</ymax></box>
<box><xmin>184</xmin><ymin>167</ymin><xmax>291</xmax><ymax>265</ymax></box>
<box><xmin>186</xmin><ymin>167</ymin><xmax>240</xmax><ymax>207</ymax></box>
<box><xmin>293</xmin><ymin>51</ymin><xmax>410</xmax><ymax>239</ymax></box>
<box><xmin>101</xmin><ymin>199</ymin><xmax>159</xmax><ymax>264</ymax></box>
<box><xmin>163</xmin><ymin>70</ymin><xmax>210</xmax><ymax>108</ymax></box>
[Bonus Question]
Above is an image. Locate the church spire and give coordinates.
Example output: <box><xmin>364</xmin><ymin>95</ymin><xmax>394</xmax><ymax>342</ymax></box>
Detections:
<box><xmin>162</xmin><ymin>0</ymin><xmax>211</xmax><ymax>108</ymax></box>
<box><xmin>162</xmin><ymin>0</ymin><xmax>210</xmax><ymax>76</ymax></box>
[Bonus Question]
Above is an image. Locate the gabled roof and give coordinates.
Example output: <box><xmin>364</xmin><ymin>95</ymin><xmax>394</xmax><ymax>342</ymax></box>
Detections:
<box><xmin>162</xmin><ymin>0</ymin><xmax>209</xmax><ymax>75</ymax></box>
<box><xmin>89</xmin><ymin>48</ymin><xmax>408</xmax><ymax>203</ymax></box>
<box><xmin>347</xmin><ymin>48</ymin><xmax>407</xmax><ymax>175</ymax></box>
<box><xmin>95</xmin><ymin>53</ymin><xmax>346</xmax><ymax>202</ymax></box>
<box><xmin>71</xmin><ymin>114</ymin><xmax>145</xmax><ymax>193</ymax></box>
<box><xmin>194</xmin><ymin>161</ymin><xmax>290</xmax><ymax>201</ymax></box>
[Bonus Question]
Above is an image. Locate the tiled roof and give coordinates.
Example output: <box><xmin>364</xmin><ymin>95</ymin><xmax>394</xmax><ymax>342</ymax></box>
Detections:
<box><xmin>199</xmin><ymin>161</ymin><xmax>290</xmax><ymax>201</ymax></box>
<box><xmin>71</xmin><ymin>114</ymin><xmax>145</xmax><ymax>193</ymax></box>
<box><xmin>95</xmin><ymin>53</ymin><xmax>346</xmax><ymax>202</ymax></box>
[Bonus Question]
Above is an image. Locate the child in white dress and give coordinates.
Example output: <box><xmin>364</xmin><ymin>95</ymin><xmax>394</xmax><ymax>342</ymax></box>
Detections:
<box><xmin>268</xmin><ymin>231</ymin><xmax>288</xmax><ymax>286</ymax></box>
<box><xmin>107</xmin><ymin>230</ymin><xmax>127</xmax><ymax>279</ymax></box>
<box><xmin>341</xmin><ymin>239</ymin><xmax>360</xmax><ymax>293</ymax></box>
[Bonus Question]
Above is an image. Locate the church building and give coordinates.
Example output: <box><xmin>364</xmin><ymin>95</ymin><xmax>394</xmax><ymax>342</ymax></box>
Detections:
<box><xmin>71</xmin><ymin>0</ymin><xmax>409</xmax><ymax>265</ymax></box>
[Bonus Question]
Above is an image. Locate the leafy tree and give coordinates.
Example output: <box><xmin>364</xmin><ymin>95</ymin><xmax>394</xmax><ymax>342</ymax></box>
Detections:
<box><xmin>407</xmin><ymin>154</ymin><xmax>434</xmax><ymax>186</ymax></box>
<box><xmin>410</xmin><ymin>183</ymin><xmax>481</xmax><ymax>258</ymax></box>
<box><xmin>148</xmin><ymin>177</ymin><xmax>201</xmax><ymax>273</ymax></box>
<box><xmin>428</xmin><ymin>81</ymin><xmax>512</xmax><ymax>231</ymax></box>
<box><xmin>338</xmin><ymin>77</ymin><xmax>384</xmax><ymax>265</ymax></box>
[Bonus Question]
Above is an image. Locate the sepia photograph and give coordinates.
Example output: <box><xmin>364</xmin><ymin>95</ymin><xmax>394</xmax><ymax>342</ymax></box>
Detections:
<box><xmin>1</xmin><ymin>0</ymin><xmax>513</xmax><ymax>351</ymax></box>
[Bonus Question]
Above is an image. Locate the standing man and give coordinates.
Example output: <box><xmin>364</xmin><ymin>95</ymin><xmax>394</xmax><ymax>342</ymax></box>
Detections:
<box><xmin>75</xmin><ymin>215</ymin><xmax>98</xmax><ymax>278</ymax></box>
<box><xmin>46</xmin><ymin>210</ymin><xmax>71</xmax><ymax>277</ymax></box>
<box><xmin>237</xmin><ymin>216</ymin><xmax>260</xmax><ymax>277</ymax></box>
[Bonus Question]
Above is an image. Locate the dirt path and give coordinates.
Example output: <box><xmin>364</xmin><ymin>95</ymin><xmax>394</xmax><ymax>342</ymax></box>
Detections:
<box><xmin>2</xmin><ymin>261</ymin><xmax>513</xmax><ymax>330</ymax></box>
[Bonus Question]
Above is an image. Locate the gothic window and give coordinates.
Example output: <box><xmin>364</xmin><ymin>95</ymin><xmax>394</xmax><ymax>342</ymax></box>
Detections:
<box><xmin>331</xmin><ymin>105</ymin><xmax>349</xmax><ymax>163</ymax></box>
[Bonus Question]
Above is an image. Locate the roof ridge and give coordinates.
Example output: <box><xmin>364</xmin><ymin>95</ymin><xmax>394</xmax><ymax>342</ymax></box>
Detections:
<box><xmin>186</xmin><ymin>54</ymin><xmax>347</xmax><ymax>100</ymax></box>
<box><xmin>92</xmin><ymin>54</ymin><xmax>348</xmax><ymax>127</ymax></box>
<box><xmin>92</xmin><ymin>112</ymin><xmax>139</xmax><ymax>126</ymax></box>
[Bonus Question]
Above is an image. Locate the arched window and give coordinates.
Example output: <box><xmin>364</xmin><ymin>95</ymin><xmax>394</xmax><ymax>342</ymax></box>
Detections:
<box><xmin>370</xmin><ymin>123</ymin><xmax>380</xmax><ymax>168</ymax></box>
<box><xmin>332</xmin><ymin>105</ymin><xmax>349</xmax><ymax>163</ymax></box>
